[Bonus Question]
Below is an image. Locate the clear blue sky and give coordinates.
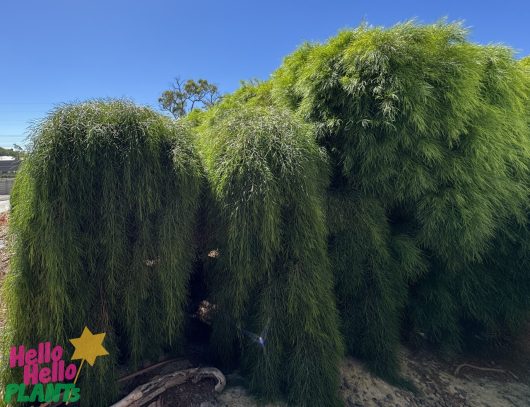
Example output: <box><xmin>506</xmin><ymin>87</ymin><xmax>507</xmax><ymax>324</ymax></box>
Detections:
<box><xmin>1</xmin><ymin>0</ymin><xmax>529</xmax><ymax>148</ymax></box>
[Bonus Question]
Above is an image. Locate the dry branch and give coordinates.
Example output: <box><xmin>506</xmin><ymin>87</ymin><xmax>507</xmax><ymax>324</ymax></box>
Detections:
<box><xmin>454</xmin><ymin>363</ymin><xmax>519</xmax><ymax>380</ymax></box>
<box><xmin>110</xmin><ymin>367</ymin><xmax>226</xmax><ymax>407</ymax></box>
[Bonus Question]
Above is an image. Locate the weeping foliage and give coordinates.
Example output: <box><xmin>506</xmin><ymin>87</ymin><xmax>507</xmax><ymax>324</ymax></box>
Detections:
<box><xmin>1</xmin><ymin>23</ymin><xmax>528</xmax><ymax>407</ymax></box>
<box><xmin>327</xmin><ymin>191</ymin><xmax>425</xmax><ymax>378</ymax></box>
<box><xmin>464</xmin><ymin>55</ymin><xmax>530</xmax><ymax>343</ymax></box>
<box><xmin>1</xmin><ymin>101</ymin><xmax>202</xmax><ymax>406</ymax></box>
<box><xmin>407</xmin><ymin>53</ymin><xmax>530</xmax><ymax>350</ymax></box>
<box><xmin>266</xmin><ymin>22</ymin><xmax>530</xmax><ymax>374</ymax></box>
<box><xmin>195</xmin><ymin>105</ymin><xmax>344</xmax><ymax>406</ymax></box>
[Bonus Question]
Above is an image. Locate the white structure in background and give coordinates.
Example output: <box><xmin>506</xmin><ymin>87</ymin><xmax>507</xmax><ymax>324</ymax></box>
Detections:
<box><xmin>0</xmin><ymin>196</ymin><xmax>9</xmax><ymax>214</ymax></box>
<box><xmin>0</xmin><ymin>156</ymin><xmax>19</xmax><ymax>196</ymax></box>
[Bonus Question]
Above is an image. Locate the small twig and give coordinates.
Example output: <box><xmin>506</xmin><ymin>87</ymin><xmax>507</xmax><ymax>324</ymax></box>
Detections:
<box><xmin>110</xmin><ymin>367</ymin><xmax>226</xmax><ymax>407</ymax></box>
<box><xmin>118</xmin><ymin>359</ymin><xmax>179</xmax><ymax>383</ymax></box>
<box><xmin>40</xmin><ymin>359</ymin><xmax>180</xmax><ymax>406</ymax></box>
<box><xmin>454</xmin><ymin>363</ymin><xmax>519</xmax><ymax>380</ymax></box>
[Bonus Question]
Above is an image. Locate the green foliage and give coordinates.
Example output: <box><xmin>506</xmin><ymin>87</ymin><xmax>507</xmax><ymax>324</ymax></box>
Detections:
<box><xmin>159</xmin><ymin>78</ymin><xmax>221</xmax><ymax>118</ymax></box>
<box><xmin>521</xmin><ymin>56</ymin><xmax>530</xmax><ymax>129</ymax></box>
<box><xmin>2</xmin><ymin>22</ymin><xmax>529</xmax><ymax>407</ymax></box>
<box><xmin>1</xmin><ymin>101</ymin><xmax>202</xmax><ymax>406</ymax></box>
<box><xmin>327</xmin><ymin>191</ymin><xmax>425</xmax><ymax>378</ymax></box>
<box><xmin>442</xmin><ymin>53</ymin><xmax>530</xmax><ymax>348</ymax></box>
<box><xmin>195</xmin><ymin>105</ymin><xmax>344</xmax><ymax>406</ymax></box>
<box><xmin>268</xmin><ymin>21</ymin><xmax>530</xmax><ymax>373</ymax></box>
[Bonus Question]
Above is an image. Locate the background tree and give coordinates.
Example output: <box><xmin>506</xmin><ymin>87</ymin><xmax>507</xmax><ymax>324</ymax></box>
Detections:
<box><xmin>159</xmin><ymin>78</ymin><xmax>221</xmax><ymax>118</ymax></box>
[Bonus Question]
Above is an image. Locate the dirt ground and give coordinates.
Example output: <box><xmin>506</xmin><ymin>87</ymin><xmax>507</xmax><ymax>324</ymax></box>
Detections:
<box><xmin>213</xmin><ymin>348</ymin><xmax>530</xmax><ymax>407</ymax></box>
<box><xmin>0</xmin><ymin>212</ymin><xmax>8</xmax><ymax>332</ymax></box>
<box><xmin>0</xmin><ymin>213</ymin><xmax>529</xmax><ymax>407</ymax></box>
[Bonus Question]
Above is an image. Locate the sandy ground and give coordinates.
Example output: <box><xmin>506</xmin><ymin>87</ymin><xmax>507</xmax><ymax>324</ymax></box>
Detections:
<box><xmin>214</xmin><ymin>349</ymin><xmax>530</xmax><ymax>407</ymax></box>
<box><xmin>0</xmin><ymin>213</ymin><xmax>529</xmax><ymax>406</ymax></box>
<box><xmin>339</xmin><ymin>350</ymin><xmax>530</xmax><ymax>407</ymax></box>
<box><xmin>0</xmin><ymin>211</ymin><xmax>8</xmax><ymax>332</ymax></box>
<box><xmin>0</xmin><ymin>196</ymin><xmax>10</xmax><ymax>215</ymax></box>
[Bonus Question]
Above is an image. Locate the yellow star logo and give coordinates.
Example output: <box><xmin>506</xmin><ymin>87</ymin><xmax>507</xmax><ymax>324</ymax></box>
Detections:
<box><xmin>69</xmin><ymin>326</ymin><xmax>109</xmax><ymax>366</ymax></box>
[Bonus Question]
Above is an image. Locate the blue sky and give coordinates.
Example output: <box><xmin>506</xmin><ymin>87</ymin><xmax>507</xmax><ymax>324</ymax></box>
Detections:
<box><xmin>1</xmin><ymin>0</ymin><xmax>529</xmax><ymax>148</ymax></box>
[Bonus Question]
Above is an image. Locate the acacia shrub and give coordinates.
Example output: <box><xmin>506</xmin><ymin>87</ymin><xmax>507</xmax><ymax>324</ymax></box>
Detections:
<box><xmin>1</xmin><ymin>101</ymin><xmax>202</xmax><ymax>406</ymax></box>
<box><xmin>270</xmin><ymin>22</ymin><xmax>530</xmax><ymax>374</ymax></box>
<box><xmin>195</xmin><ymin>105</ymin><xmax>344</xmax><ymax>406</ymax></box>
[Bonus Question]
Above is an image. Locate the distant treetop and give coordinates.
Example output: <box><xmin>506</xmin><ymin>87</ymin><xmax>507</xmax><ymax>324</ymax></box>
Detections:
<box><xmin>159</xmin><ymin>78</ymin><xmax>222</xmax><ymax>119</ymax></box>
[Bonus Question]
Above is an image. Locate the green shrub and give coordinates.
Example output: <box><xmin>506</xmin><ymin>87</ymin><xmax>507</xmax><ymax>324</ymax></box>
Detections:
<box><xmin>195</xmin><ymin>105</ymin><xmax>344</xmax><ymax>406</ymax></box>
<box><xmin>2</xmin><ymin>22</ymin><xmax>528</xmax><ymax>407</ymax></box>
<box><xmin>327</xmin><ymin>191</ymin><xmax>425</xmax><ymax>378</ymax></box>
<box><xmin>1</xmin><ymin>101</ymin><xmax>202</xmax><ymax>406</ymax></box>
<box><xmin>269</xmin><ymin>22</ymin><xmax>530</xmax><ymax>374</ymax></box>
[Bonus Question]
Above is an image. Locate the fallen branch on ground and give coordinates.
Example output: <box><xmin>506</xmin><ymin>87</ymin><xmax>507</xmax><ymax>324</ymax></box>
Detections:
<box><xmin>454</xmin><ymin>363</ymin><xmax>519</xmax><ymax>380</ymax></box>
<box><xmin>110</xmin><ymin>367</ymin><xmax>226</xmax><ymax>407</ymax></box>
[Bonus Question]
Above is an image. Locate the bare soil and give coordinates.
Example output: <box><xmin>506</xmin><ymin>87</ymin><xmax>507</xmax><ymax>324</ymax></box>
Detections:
<box><xmin>0</xmin><ymin>212</ymin><xmax>9</xmax><ymax>331</ymax></box>
<box><xmin>213</xmin><ymin>347</ymin><xmax>530</xmax><ymax>407</ymax></box>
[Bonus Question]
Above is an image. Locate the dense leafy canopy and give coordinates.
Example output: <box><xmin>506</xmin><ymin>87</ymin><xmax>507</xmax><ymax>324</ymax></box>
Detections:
<box><xmin>212</xmin><ymin>22</ymin><xmax>530</xmax><ymax>379</ymax></box>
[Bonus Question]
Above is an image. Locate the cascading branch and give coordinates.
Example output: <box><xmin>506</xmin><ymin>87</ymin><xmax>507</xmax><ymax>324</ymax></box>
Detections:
<box><xmin>425</xmin><ymin>55</ymin><xmax>530</xmax><ymax>353</ymax></box>
<box><xmin>266</xmin><ymin>21</ymin><xmax>530</xmax><ymax>377</ymax></box>
<box><xmin>1</xmin><ymin>101</ymin><xmax>202</xmax><ymax>406</ymax></box>
<box><xmin>194</xmin><ymin>105</ymin><xmax>344</xmax><ymax>406</ymax></box>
